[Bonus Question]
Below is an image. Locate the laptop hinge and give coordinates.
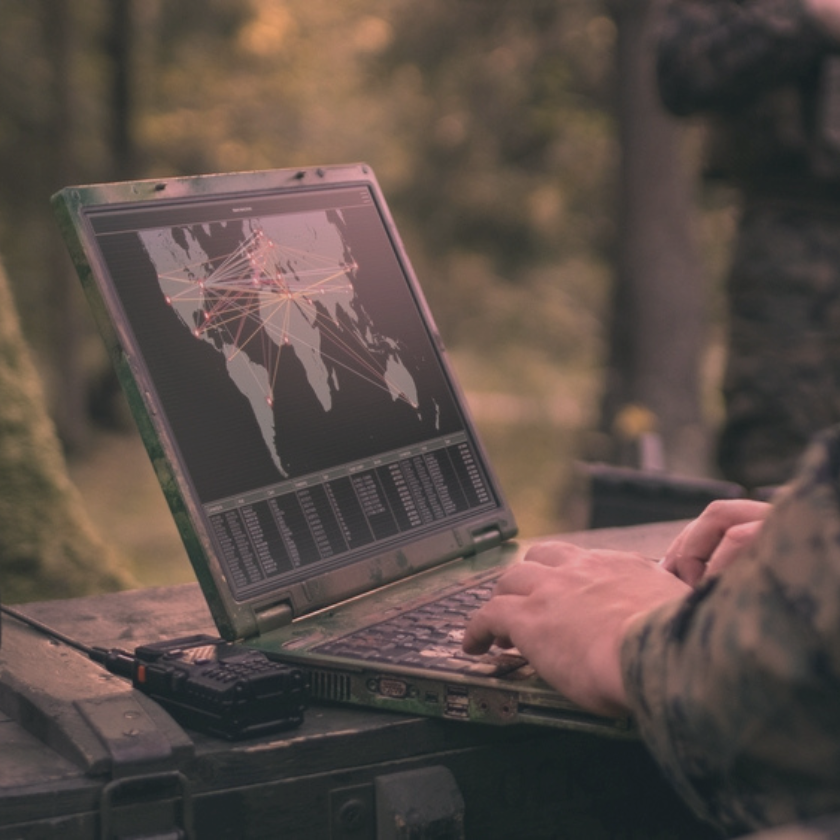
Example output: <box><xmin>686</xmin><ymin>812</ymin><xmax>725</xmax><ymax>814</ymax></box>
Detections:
<box><xmin>255</xmin><ymin>601</ymin><xmax>294</xmax><ymax>636</ymax></box>
<box><xmin>469</xmin><ymin>526</ymin><xmax>503</xmax><ymax>554</ymax></box>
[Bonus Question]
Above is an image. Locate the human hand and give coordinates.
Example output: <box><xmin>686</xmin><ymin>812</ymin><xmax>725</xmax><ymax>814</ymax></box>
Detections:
<box><xmin>661</xmin><ymin>499</ymin><xmax>771</xmax><ymax>587</ymax></box>
<box><xmin>463</xmin><ymin>542</ymin><xmax>690</xmax><ymax>716</ymax></box>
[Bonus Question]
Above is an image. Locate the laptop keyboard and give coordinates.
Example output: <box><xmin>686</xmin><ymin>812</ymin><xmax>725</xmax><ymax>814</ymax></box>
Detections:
<box><xmin>312</xmin><ymin>579</ymin><xmax>529</xmax><ymax>677</ymax></box>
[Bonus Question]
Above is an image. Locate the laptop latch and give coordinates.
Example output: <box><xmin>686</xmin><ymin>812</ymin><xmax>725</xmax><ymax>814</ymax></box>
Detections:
<box><xmin>469</xmin><ymin>527</ymin><xmax>503</xmax><ymax>554</ymax></box>
<box><xmin>255</xmin><ymin>601</ymin><xmax>294</xmax><ymax>635</ymax></box>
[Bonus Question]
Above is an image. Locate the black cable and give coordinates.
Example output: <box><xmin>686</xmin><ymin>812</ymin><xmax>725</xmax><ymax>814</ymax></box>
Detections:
<box><xmin>0</xmin><ymin>604</ymin><xmax>134</xmax><ymax>676</ymax></box>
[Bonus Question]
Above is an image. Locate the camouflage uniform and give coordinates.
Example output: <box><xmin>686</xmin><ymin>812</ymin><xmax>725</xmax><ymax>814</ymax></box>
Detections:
<box><xmin>656</xmin><ymin>0</ymin><xmax>840</xmax><ymax>489</ymax></box>
<box><xmin>621</xmin><ymin>424</ymin><xmax>840</xmax><ymax>835</ymax></box>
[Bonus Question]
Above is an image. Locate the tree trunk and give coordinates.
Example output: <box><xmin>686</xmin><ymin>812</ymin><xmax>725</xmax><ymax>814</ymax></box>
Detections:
<box><xmin>41</xmin><ymin>0</ymin><xmax>91</xmax><ymax>452</ymax></box>
<box><xmin>601</xmin><ymin>0</ymin><xmax>708</xmax><ymax>475</ymax></box>
<box><xmin>0</xmin><ymin>256</ymin><xmax>133</xmax><ymax>603</ymax></box>
<box><xmin>107</xmin><ymin>0</ymin><xmax>137</xmax><ymax>180</ymax></box>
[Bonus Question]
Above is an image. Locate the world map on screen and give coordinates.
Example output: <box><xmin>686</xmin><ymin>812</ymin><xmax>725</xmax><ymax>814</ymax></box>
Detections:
<box><xmin>138</xmin><ymin>211</ymin><xmax>420</xmax><ymax>477</ymax></box>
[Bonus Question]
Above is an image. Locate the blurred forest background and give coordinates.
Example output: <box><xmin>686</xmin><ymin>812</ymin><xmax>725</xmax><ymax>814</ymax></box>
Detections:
<box><xmin>0</xmin><ymin>0</ymin><xmax>736</xmax><ymax>591</ymax></box>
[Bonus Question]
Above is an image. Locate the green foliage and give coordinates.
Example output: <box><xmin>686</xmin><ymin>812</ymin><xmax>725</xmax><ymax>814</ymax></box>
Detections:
<box><xmin>374</xmin><ymin>1</ymin><xmax>617</xmax><ymax>270</ymax></box>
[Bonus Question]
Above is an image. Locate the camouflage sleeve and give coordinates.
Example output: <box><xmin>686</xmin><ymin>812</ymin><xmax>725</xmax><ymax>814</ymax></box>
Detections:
<box><xmin>620</xmin><ymin>426</ymin><xmax>840</xmax><ymax>835</ymax></box>
<box><xmin>656</xmin><ymin>0</ymin><xmax>833</xmax><ymax>115</ymax></box>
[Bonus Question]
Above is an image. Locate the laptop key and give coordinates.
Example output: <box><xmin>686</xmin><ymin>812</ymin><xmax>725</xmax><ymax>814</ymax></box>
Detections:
<box><xmin>311</xmin><ymin>576</ymin><xmax>529</xmax><ymax>675</ymax></box>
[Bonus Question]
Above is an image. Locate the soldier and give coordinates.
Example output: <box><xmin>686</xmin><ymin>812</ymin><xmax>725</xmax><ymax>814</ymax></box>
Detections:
<box><xmin>464</xmin><ymin>424</ymin><xmax>840</xmax><ymax>834</ymax></box>
<box><xmin>655</xmin><ymin>0</ymin><xmax>840</xmax><ymax>490</ymax></box>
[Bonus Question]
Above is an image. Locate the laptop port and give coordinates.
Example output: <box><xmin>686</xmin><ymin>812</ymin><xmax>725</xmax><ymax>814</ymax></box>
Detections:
<box><xmin>375</xmin><ymin>677</ymin><xmax>409</xmax><ymax>699</ymax></box>
<box><xmin>444</xmin><ymin>686</ymin><xmax>470</xmax><ymax>719</ymax></box>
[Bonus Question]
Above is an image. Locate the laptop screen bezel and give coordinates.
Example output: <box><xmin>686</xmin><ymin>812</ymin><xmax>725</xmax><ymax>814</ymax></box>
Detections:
<box><xmin>52</xmin><ymin>164</ymin><xmax>518</xmax><ymax>640</ymax></box>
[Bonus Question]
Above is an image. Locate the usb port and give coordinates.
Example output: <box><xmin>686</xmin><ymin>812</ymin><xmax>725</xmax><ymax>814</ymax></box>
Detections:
<box><xmin>444</xmin><ymin>686</ymin><xmax>470</xmax><ymax>719</ymax></box>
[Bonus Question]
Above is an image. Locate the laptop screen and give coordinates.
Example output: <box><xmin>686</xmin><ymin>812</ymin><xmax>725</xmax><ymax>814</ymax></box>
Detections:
<box><xmin>82</xmin><ymin>183</ymin><xmax>500</xmax><ymax>600</ymax></box>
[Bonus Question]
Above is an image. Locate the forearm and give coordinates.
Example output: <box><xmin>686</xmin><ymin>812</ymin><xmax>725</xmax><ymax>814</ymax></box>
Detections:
<box><xmin>620</xmin><ymin>431</ymin><xmax>840</xmax><ymax>834</ymax></box>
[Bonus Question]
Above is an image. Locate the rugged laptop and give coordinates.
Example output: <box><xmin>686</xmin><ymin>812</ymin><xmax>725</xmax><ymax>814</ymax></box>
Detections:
<box><xmin>52</xmin><ymin>163</ymin><xmax>630</xmax><ymax>736</ymax></box>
